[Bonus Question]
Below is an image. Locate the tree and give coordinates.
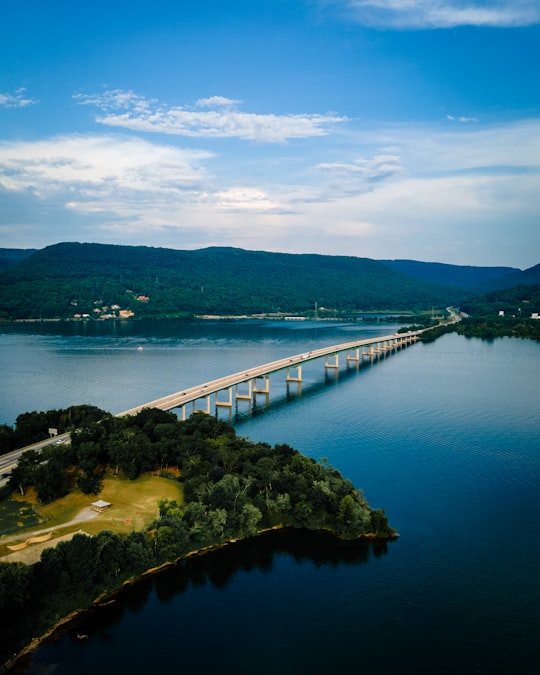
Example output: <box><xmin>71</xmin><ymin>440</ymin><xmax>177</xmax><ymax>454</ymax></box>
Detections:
<box><xmin>76</xmin><ymin>441</ymin><xmax>104</xmax><ymax>494</ymax></box>
<box><xmin>13</xmin><ymin>411</ymin><xmax>49</xmax><ymax>446</ymax></box>
<box><xmin>94</xmin><ymin>531</ymin><xmax>125</xmax><ymax>584</ymax></box>
<box><xmin>336</xmin><ymin>494</ymin><xmax>371</xmax><ymax>539</ymax></box>
<box><xmin>33</xmin><ymin>446</ymin><xmax>72</xmax><ymax>503</ymax></box>
<box><xmin>59</xmin><ymin>533</ymin><xmax>98</xmax><ymax>593</ymax></box>
<box><xmin>123</xmin><ymin>532</ymin><xmax>154</xmax><ymax>575</ymax></box>
<box><xmin>154</xmin><ymin>525</ymin><xmax>182</xmax><ymax>564</ymax></box>
<box><xmin>0</xmin><ymin>563</ymin><xmax>31</xmax><ymax>615</ymax></box>
<box><xmin>9</xmin><ymin>449</ymin><xmax>41</xmax><ymax>495</ymax></box>
<box><xmin>34</xmin><ymin>461</ymin><xmax>70</xmax><ymax>503</ymax></box>
<box><xmin>239</xmin><ymin>503</ymin><xmax>262</xmax><ymax>537</ymax></box>
<box><xmin>107</xmin><ymin>427</ymin><xmax>152</xmax><ymax>479</ymax></box>
<box><xmin>0</xmin><ymin>424</ymin><xmax>16</xmax><ymax>455</ymax></box>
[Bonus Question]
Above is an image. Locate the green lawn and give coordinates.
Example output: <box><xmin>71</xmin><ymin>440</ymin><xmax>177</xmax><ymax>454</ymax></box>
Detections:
<box><xmin>0</xmin><ymin>472</ymin><xmax>183</xmax><ymax>549</ymax></box>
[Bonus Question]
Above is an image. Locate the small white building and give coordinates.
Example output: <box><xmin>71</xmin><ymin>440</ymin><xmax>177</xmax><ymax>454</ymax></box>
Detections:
<box><xmin>91</xmin><ymin>499</ymin><xmax>112</xmax><ymax>513</ymax></box>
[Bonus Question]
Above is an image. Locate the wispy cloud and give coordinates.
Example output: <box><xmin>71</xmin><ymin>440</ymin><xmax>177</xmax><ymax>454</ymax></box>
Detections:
<box><xmin>315</xmin><ymin>153</ymin><xmax>403</xmax><ymax>194</ymax></box>
<box><xmin>447</xmin><ymin>114</ymin><xmax>479</xmax><ymax>123</ymax></box>
<box><xmin>73</xmin><ymin>89</ymin><xmax>347</xmax><ymax>142</ymax></box>
<box><xmin>0</xmin><ymin>87</ymin><xmax>37</xmax><ymax>108</ymax></box>
<box><xmin>331</xmin><ymin>1</ymin><xmax>540</xmax><ymax>29</ymax></box>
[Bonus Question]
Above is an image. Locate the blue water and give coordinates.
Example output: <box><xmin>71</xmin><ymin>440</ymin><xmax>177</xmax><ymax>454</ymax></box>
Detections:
<box><xmin>1</xmin><ymin>322</ymin><xmax>539</xmax><ymax>674</ymax></box>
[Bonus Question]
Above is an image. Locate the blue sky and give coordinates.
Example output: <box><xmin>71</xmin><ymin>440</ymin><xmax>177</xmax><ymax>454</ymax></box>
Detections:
<box><xmin>1</xmin><ymin>0</ymin><xmax>539</xmax><ymax>268</ymax></box>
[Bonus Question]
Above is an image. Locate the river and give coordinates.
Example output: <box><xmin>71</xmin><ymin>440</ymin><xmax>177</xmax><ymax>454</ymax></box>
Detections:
<box><xmin>0</xmin><ymin>319</ymin><xmax>539</xmax><ymax>674</ymax></box>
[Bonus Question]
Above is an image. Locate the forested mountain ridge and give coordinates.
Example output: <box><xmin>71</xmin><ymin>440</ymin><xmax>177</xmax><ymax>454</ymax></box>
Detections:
<box><xmin>474</xmin><ymin>263</ymin><xmax>540</xmax><ymax>292</ymax></box>
<box><xmin>0</xmin><ymin>248</ymin><xmax>37</xmax><ymax>273</ymax></box>
<box><xmin>0</xmin><ymin>242</ymin><xmax>465</xmax><ymax>319</ymax></box>
<box><xmin>380</xmin><ymin>259</ymin><xmax>521</xmax><ymax>290</ymax></box>
<box><xmin>381</xmin><ymin>259</ymin><xmax>540</xmax><ymax>294</ymax></box>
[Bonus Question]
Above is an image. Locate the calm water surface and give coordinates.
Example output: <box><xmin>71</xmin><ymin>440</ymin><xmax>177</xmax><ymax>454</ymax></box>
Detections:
<box><xmin>0</xmin><ymin>320</ymin><xmax>539</xmax><ymax>674</ymax></box>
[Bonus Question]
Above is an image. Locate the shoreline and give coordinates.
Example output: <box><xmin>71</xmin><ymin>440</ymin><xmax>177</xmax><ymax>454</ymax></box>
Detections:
<box><xmin>0</xmin><ymin>525</ymin><xmax>397</xmax><ymax>674</ymax></box>
<box><xmin>0</xmin><ymin>311</ymin><xmax>415</xmax><ymax>324</ymax></box>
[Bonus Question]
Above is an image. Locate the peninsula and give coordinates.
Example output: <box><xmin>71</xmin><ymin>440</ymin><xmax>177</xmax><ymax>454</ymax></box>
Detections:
<box><xmin>0</xmin><ymin>408</ymin><xmax>396</xmax><ymax>669</ymax></box>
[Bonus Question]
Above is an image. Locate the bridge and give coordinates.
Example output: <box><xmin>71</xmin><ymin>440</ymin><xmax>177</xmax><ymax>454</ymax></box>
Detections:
<box><xmin>117</xmin><ymin>330</ymin><xmax>421</xmax><ymax>420</ymax></box>
<box><xmin>0</xmin><ymin>330</ymin><xmax>425</xmax><ymax>487</ymax></box>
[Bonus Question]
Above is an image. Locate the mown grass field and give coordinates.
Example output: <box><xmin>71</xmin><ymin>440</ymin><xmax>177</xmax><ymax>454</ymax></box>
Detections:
<box><xmin>0</xmin><ymin>472</ymin><xmax>183</xmax><ymax>557</ymax></box>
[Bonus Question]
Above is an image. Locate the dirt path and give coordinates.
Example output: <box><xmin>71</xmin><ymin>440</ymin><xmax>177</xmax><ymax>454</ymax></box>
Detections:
<box><xmin>1</xmin><ymin>529</ymin><xmax>91</xmax><ymax>565</ymax></box>
<box><xmin>0</xmin><ymin>507</ymin><xmax>99</xmax><ymax>545</ymax></box>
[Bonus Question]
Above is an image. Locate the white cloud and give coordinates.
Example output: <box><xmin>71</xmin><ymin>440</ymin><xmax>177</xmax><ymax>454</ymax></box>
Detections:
<box><xmin>0</xmin><ymin>134</ymin><xmax>213</xmax><ymax>219</ymax></box>
<box><xmin>447</xmin><ymin>114</ymin><xmax>478</xmax><ymax>123</ymax></box>
<box><xmin>0</xmin><ymin>87</ymin><xmax>37</xmax><ymax>108</ymax></box>
<box><xmin>332</xmin><ymin>1</ymin><xmax>540</xmax><ymax>28</ymax></box>
<box><xmin>214</xmin><ymin>187</ymin><xmax>290</xmax><ymax>213</ymax></box>
<box><xmin>0</xmin><ymin>118</ymin><xmax>538</xmax><ymax>266</ymax></box>
<box><xmin>74</xmin><ymin>89</ymin><xmax>347</xmax><ymax>142</ymax></box>
<box><xmin>196</xmin><ymin>96</ymin><xmax>241</xmax><ymax>108</ymax></box>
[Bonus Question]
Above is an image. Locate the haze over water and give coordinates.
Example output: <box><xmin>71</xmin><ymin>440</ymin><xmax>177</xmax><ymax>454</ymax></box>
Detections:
<box><xmin>1</xmin><ymin>320</ymin><xmax>539</xmax><ymax>674</ymax></box>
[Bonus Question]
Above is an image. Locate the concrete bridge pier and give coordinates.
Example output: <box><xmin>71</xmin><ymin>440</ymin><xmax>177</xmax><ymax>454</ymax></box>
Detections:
<box><xmin>253</xmin><ymin>375</ymin><xmax>270</xmax><ymax>396</ymax></box>
<box><xmin>346</xmin><ymin>348</ymin><xmax>361</xmax><ymax>366</ymax></box>
<box><xmin>286</xmin><ymin>379</ymin><xmax>302</xmax><ymax>397</ymax></box>
<box><xmin>216</xmin><ymin>386</ymin><xmax>233</xmax><ymax>409</ymax></box>
<box><xmin>236</xmin><ymin>380</ymin><xmax>253</xmax><ymax>402</ymax></box>
<box><xmin>286</xmin><ymin>365</ymin><xmax>302</xmax><ymax>382</ymax></box>
<box><xmin>325</xmin><ymin>353</ymin><xmax>339</xmax><ymax>370</ymax></box>
<box><xmin>216</xmin><ymin>404</ymin><xmax>233</xmax><ymax>422</ymax></box>
<box><xmin>192</xmin><ymin>395</ymin><xmax>211</xmax><ymax>415</ymax></box>
<box><xmin>253</xmin><ymin>375</ymin><xmax>270</xmax><ymax>407</ymax></box>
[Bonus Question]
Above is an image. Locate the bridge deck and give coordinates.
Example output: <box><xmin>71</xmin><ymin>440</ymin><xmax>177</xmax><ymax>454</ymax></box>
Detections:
<box><xmin>117</xmin><ymin>331</ymin><xmax>419</xmax><ymax>417</ymax></box>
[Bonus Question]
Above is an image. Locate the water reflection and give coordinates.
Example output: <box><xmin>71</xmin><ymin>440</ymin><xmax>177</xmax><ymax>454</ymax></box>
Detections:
<box><xmin>40</xmin><ymin>530</ymin><xmax>389</xmax><ymax>653</ymax></box>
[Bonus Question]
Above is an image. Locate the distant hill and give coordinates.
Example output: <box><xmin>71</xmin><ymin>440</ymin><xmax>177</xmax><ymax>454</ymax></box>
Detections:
<box><xmin>0</xmin><ymin>248</ymin><xmax>37</xmax><ymax>273</ymax></box>
<box><xmin>473</xmin><ymin>263</ymin><xmax>540</xmax><ymax>292</ymax></box>
<box><xmin>0</xmin><ymin>242</ymin><xmax>465</xmax><ymax>320</ymax></box>
<box><xmin>460</xmin><ymin>283</ymin><xmax>540</xmax><ymax>317</ymax></box>
<box><xmin>380</xmin><ymin>259</ymin><xmax>520</xmax><ymax>290</ymax></box>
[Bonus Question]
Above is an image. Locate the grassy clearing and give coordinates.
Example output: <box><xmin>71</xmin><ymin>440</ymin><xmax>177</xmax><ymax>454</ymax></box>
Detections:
<box><xmin>77</xmin><ymin>472</ymin><xmax>183</xmax><ymax>535</ymax></box>
<box><xmin>0</xmin><ymin>472</ymin><xmax>183</xmax><ymax>554</ymax></box>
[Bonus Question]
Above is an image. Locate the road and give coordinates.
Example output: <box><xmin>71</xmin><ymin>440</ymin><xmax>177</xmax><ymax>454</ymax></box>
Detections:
<box><xmin>0</xmin><ymin>432</ymin><xmax>71</xmax><ymax>488</ymax></box>
<box><xmin>1</xmin><ymin>326</ymin><xmax>433</xmax><ymax>485</ymax></box>
<box><xmin>117</xmin><ymin>330</ymin><xmax>420</xmax><ymax>417</ymax></box>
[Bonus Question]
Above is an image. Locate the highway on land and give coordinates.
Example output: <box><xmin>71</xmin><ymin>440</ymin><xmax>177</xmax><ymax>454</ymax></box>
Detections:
<box><xmin>0</xmin><ymin>433</ymin><xmax>71</xmax><ymax>487</ymax></box>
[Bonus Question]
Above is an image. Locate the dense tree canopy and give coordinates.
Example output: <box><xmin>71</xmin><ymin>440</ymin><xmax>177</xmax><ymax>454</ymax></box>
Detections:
<box><xmin>0</xmin><ymin>405</ymin><xmax>108</xmax><ymax>456</ymax></box>
<box><xmin>460</xmin><ymin>284</ymin><xmax>540</xmax><ymax>317</ymax></box>
<box><xmin>0</xmin><ymin>243</ymin><xmax>463</xmax><ymax>319</ymax></box>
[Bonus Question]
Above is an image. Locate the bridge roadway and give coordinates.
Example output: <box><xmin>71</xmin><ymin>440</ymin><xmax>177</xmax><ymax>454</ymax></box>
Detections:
<box><xmin>0</xmin><ymin>330</ymin><xmax>422</xmax><ymax>487</ymax></box>
<box><xmin>117</xmin><ymin>330</ymin><xmax>420</xmax><ymax>418</ymax></box>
